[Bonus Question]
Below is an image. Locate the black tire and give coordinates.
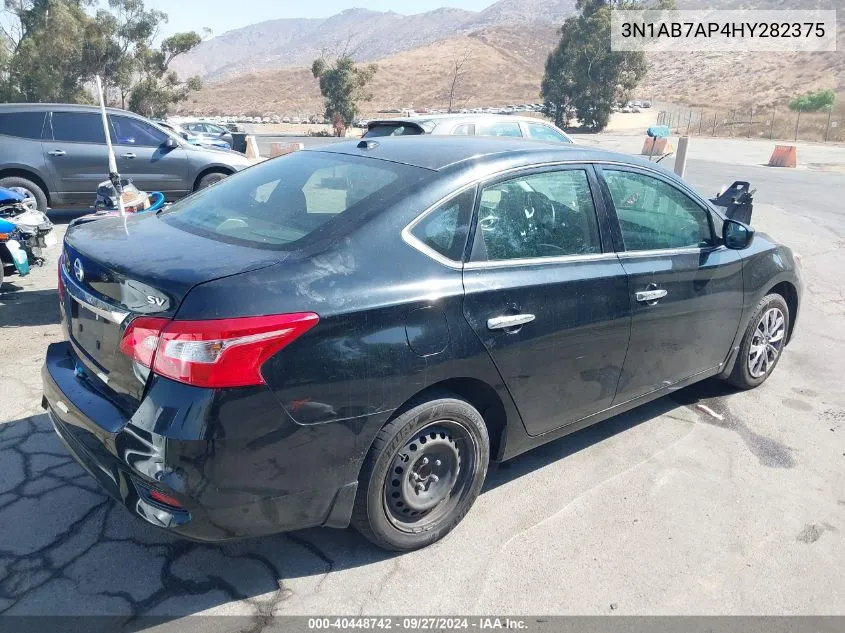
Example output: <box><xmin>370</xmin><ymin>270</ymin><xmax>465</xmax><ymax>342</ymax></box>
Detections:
<box><xmin>195</xmin><ymin>171</ymin><xmax>229</xmax><ymax>191</ymax></box>
<box><xmin>726</xmin><ymin>293</ymin><xmax>790</xmax><ymax>390</ymax></box>
<box><xmin>0</xmin><ymin>176</ymin><xmax>48</xmax><ymax>212</ymax></box>
<box><xmin>351</xmin><ymin>394</ymin><xmax>490</xmax><ymax>551</ymax></box>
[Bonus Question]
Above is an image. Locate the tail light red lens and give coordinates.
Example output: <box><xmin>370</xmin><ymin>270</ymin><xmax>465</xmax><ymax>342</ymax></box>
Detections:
<box><xmin>119</xmin><ymin>317</ymin><xmax>170</xmax><ymax>369</ymax></box>
<box><xmin>148</xmin><ymin>489</ymin><xmax>183</xmax><ymax>509</ymax></box>
<box><xmin>119</xmin><ymin>313</ymin><xmax>319</xmax><ymax>389</ymax></box>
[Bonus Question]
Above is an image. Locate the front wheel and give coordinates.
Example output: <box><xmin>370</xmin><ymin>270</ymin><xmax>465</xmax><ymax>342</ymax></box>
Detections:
<box><xmin>726</xmin><ymin>293</ymin><xmax>790</xmax><ymax>390</ymax></box>
<box><xmin>351</xmin><ymin>395</ymin><xmax>490</xmax><ymax>551</ymax></box>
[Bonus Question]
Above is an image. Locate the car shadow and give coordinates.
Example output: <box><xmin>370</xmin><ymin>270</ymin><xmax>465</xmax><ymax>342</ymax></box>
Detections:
<box><xmin>483</xmin><ymin>380</ymin><xmax>730</xmax><ymax>490</ymax></box>
<box><xmin>0</xmin><ymin>379</ymin><xmax>731</xmax><ymax>622</ymax></box>
<box><xmin>47</xmin><ymin>208</ymin><xmax>94</xmax><ymax>225</ymax></box>
<box><xmin>0</xmin><ymin>287</ymin><xmax>60</xmax><ymax>327</ymax></box>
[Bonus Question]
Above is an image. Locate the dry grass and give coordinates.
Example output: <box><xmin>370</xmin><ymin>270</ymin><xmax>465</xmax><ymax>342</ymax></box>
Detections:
<box><xmin>179</xmin><ymin>25</ymin><xmax>558</xmax><ymax>117</ymax></box>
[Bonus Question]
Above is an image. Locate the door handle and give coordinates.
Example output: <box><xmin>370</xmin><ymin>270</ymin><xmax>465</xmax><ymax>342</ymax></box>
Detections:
<box><xmin>47</xmin><ymin>149</ymin><xmax>66</xmax><ymax>157</ymax></box>
<box><xmin>635</xmin><ymin>286</ymin><xmax>668</xmax><ymax>304</ymax></box>
<box><xmin>121</xmin><ymin>153</ymin><xmax>136</xmax><ymax>159</ymax></box>
<box><xmin>487</xmin><ymin>314</ymin><xmax>535</xmax><ymax>330</ymax></box>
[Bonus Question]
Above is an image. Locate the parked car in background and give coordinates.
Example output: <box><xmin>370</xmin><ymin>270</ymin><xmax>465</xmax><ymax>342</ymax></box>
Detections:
<box><xmin>42</xmin><ymin>137</ymin><xmax>798</xmax><ymax>551</ymax></box>
<box><xmin>156</xmin><ymin>121</ymin><xmax>233</xmax><ymax>151</ymax></box>
<box><xmin>0</xmin><ymin>104</ymin><xmax>250</xmax><ymax>210</ymax></box>
<box><xmin>181</xmin><ymin>121</ymin><xmax>234</xmax><ymax>149</ymax></box>
<box><xmin>364</xmin><ymin>114</ymin><xmax>573</xmax><ymax>143</ymax></box>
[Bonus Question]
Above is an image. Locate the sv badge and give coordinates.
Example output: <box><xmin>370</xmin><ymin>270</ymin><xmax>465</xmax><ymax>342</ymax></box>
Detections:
<box><xmin>146</xmin><ymin>295</ymin><xmax>167</xmax><ymax>308</ymax></box>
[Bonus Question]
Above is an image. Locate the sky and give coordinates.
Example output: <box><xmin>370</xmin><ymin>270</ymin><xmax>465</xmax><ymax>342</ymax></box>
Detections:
<box><xmin>142</xmin><ymin>0</ymin><xmax>496</xmax><ymax>39</ymax></box>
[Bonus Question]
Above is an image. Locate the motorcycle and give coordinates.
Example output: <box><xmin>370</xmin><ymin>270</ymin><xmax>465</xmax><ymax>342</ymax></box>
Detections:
<box><xmin>0</xmin><ymin>185</ymin><xmax>55</xmax><ymax>265</ymax></box>
<box><xmin>0</xmin><ymin>216</ymin><xmax>30</xmax><ymax>290</ymax></box>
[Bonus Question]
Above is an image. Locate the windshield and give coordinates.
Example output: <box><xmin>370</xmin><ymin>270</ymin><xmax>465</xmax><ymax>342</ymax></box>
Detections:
<box><xmin>161</xmin><ymin>151</ymin><xmax>429</xmax><ymax>249</ymax></box>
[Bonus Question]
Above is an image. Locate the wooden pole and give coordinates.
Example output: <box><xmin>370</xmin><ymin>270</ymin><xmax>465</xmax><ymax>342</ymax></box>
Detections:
<box><xmin>825</xmin><ymin>108</ymin><xmax>833</xmax><ymax>142</ymax></box>
<box><xmin>713</xmin><ymin>112</ymin><xmax>717</xmax><ymax>136</ymax></box>
<box><xmin>770</xmin><ymin>113</ymin><xmax>775</xmax><ymax>139</ymax></box>
<box><xmin>794</xmin><ymin>110</ymin><xmax>801</xmax><ymax>141</ymax></box>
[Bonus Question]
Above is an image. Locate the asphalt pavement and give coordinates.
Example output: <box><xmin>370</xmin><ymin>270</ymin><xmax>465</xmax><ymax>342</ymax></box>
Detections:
<box><xmin>1</xmin><ymin>137</ymin><xmax>844</xmax><ymax>625</ymax></box>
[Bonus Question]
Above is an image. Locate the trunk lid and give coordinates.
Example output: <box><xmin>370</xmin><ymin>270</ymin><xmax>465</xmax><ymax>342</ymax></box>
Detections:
<box><xmin>61</xmin><ymin>213</ymin><xmax>284</xmax><ymax>414</ymax></box>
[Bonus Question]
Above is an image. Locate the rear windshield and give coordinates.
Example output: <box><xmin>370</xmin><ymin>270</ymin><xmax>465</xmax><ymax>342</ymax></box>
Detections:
<box><xmin>161</xmin><ymin>151</ymin><xmax>429</xmax><ymax>249</ymax></box>
<box><xmin>364</xmin><ymin>123</ymin><xmax>424</xmax><ymax>137</ymax></box>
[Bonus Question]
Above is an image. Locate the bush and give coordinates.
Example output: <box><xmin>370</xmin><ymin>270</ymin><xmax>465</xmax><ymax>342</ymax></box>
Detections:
<box><xmin>789</xmin><ymin>90</ymin><xmax>835</xmax><ymax>112</ymax></box>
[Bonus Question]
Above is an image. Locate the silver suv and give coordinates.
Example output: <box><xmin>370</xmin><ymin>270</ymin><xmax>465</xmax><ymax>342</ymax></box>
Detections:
<box><xmin>0</xmin><ymin>104</ymin><xmax>251</xmax><ymax>211</ymax></box>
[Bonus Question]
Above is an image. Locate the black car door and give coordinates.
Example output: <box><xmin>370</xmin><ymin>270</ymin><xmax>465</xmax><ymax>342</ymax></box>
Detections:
<box><xmin>462</xmin><ymin>165</ymin><xmax>631</xmax><ymax>436</ymax></box>
<box><xmin>595</xmin><ymin>165</ymin><xmax>744</xmax><ymax>404</ymax></box>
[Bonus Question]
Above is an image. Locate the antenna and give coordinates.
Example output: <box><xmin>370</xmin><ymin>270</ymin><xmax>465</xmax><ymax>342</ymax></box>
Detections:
<box><xmin>95</xmin><ymin>75</ymin><xmax>126</xmax><ymax>221</ymax></box>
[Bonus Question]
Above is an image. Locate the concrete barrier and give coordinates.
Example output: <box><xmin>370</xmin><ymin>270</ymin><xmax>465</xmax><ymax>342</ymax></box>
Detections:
<box><xmin>641</xmin><ymin>137</ymin><xmax>673</xmax><ymax>155</ymax></box>
<box><xmin>269</xmin><ymin>142</ymin><xmax>304</xmax><ymax>158</ymax></box>
<box><xmin>245</xmin><ymin>135</ymin><xmax>261</xmax><ymax>160</ymax></box>
<box><xmin>768</xmin><ymin>145</ymin><xmax>797</xmax><ymax>168</ymax></box>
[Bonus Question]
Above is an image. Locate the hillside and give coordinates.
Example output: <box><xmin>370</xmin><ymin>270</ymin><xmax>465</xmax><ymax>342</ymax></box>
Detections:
<box><xmin>172</xmin><ymin>0</ymin><xmax>575</xmax><ymax>81</ymax></box>
<box><xmin>180</xmin><ymin>25</ymin><xmax>559</xmax><ymax>116</ymax></box>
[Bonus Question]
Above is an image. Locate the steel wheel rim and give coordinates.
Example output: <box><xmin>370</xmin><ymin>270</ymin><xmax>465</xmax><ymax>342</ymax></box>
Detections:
<box><xmin>383</xmin><ymin>420</ymin><xmax>479</xmax><ymax>533</ymax></box>
<box><xmin>748</xmin><ymin>307</ymin><xmax>786</xmax><ymax>378</ymax></box>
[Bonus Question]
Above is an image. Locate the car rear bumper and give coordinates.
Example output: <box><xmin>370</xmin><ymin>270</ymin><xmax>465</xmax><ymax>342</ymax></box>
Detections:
<box><xmin>42</xmin><ymin>341</ymin><xmax>363</xmax><ymax>542</ymax></box>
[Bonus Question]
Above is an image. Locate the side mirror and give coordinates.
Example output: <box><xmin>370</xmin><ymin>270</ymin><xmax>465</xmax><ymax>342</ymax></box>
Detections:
<box><xmin>723</xmin><ymin>218</ymin><xmax>754</xmax><ymax>250</ymax></box>
<box><xmin>165</xmin><ymin>137</ymin><xmax>178</xmax><ymax>149</ymax></box>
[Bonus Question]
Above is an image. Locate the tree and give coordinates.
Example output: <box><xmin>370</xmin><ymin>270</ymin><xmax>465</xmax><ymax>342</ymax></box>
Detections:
<box><xmin>789</xmin><ymin>89</ymin><xmax>835</xmax><ymax>112</ymax></box>
<box><xmin>0</xmin><ymin>0</ymin><xmax>202</xmax><ymax>117</ymax></box>
<box><xmin>312</xmin><ymin>55</ymin><xmax>377</xmax><ymax>136</ymax></box>
<box><xmin>128</xmin><ymin>31</ymin><xmax>203</xmax><ymax>117</ymax></box>
<box><xmin>541</xmin><ymin>0</ymin><xmax>652</xmax><ymax>131</ymax></box>
<box><xmin>445</xmin><ymin>47</ymin><xmax>471</xmax><ymax>113</ymax></box>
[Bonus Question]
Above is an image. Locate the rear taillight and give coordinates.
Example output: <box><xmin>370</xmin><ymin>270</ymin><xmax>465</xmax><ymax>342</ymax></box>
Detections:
<box><xmin>119</xmin><ymin>313</ymin><xmax>319</xmax><ymax>389</ymax></box>
<box><xmin>119</xmin><ymin>317</ymin><xmax>170</xmax><ymax>368</ymax></box>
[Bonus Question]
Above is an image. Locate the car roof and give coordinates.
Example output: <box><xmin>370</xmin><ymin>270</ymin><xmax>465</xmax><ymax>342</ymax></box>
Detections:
<box><xmin>309</xmin><ymin>135</ymin><xmax>669</xmax><ymax>175</ymax></box>
<box><xmin>0</xmin><ymin>102</ymin><xmax>146</xmax><ymax>117</ymax></box>
<box><xmin>368</xmin><ymin>114</ymin><xmax>555</xmax><ymax>125</ymax></box>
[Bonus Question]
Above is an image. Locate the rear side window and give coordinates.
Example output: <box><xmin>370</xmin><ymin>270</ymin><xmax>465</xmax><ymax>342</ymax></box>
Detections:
<box><xmin>364</xmin><ymin>124</ymin><xmax>423</xmax><ymax>137</ymax></box>
<box><xmin>409</xmin><ymin>188</ymin><xmax>475</xmax><ymax>262</ymax></box>
<box><xmin>452</xmin><ymin>123</ymin><xmax>475</xmax><ymax>136</ymax></box>
<box><xmin>50</xmin><ymin>112</ymin><xmax>106</xmax><ymax>143</ymax></box>
<box><xmin>0</xmin><ymin>111</ymin><xmax>46</xmax><ymax>139</ymax></box>
<box><xmin>525</xmin><ymin>122</ymin><xmax>570</xmax><ymax>143</ymax></box>
<box><xmin>473</xmin><ymin>169</ymin><xmax>601</xmax><ymax>261</ymax></box>
<box><xmin>477</xmin><ymin>121</ymin><xmax>522</xmax><ymax>138</ymax></box>
<box><xmin>163</xmin><ymin>151</ymin><xmax>429</xmax><ymax>249</ymax></box>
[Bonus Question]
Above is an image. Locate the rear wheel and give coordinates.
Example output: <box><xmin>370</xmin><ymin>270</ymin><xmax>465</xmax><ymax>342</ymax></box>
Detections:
<box><xmin>352</xmin><ymin>395</ymin><xmax>489</xmax><ymax>551</ymax></box>
<box><xmin>195</xmin><ymin>171</ymin><xmax>229</xmax><ymax>191</ymax></box>
<box><xmin>0</xmin><ymin>176</ymin><xmax>48</xmax><ymax>212</ymax></box>
<box><xmin>726</xmin><ymin>293</ymin><xmax>789</xmax><ymax>389</ymax></box>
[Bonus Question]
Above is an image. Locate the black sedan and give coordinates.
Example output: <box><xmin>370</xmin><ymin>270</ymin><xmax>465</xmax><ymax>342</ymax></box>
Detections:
<box><xmin>42</xmin><ymin>137</ymin><xmax>801</xmax><ymax>551</ymax></box>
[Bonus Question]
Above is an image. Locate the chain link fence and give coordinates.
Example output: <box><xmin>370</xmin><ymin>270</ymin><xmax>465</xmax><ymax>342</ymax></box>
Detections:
<box><xmin>656</xmin><ymin>107</ymin><xmax>843</xmax><ymax>143</ymax></box>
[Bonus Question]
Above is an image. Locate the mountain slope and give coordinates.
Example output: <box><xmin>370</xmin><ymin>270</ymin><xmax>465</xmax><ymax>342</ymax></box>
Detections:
<box><xmin>173</xmin><ymin>0</ymin><xmax>574</xmax><ymax>81</ymax></box>
<box><xmin>180</xmin><ymin>25</ymin><xmax>559</xmax><ymax>116</ymax></box>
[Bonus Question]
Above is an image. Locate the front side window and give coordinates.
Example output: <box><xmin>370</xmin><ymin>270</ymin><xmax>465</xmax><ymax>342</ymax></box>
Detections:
<box><xmin>602</xmin><ymin>169</ymin><xmax>713</xmax><ymax>251</ymax></box>
<box><xmin>409</xmin><ymin>188</ymin><xmax>475</xmax><ymax>262</ymax></box>
<box><xmin>50</xmin><ymin>112</ymin><xmax>106</xmax><ymax>144</ymax></box>
<box><xmin>525</xmin><ymin>122</ymin><xmax>571</xmax><ymax>143</ymax></box>
<box><xmin>0</xmin><ymin>111</ymin><xmax>46</xmax><ymax>139</ymax></box>
<box><xmin>163</xmin><ymin>151</ymin><xmax>428</xmax><ymax>249</ymax></box>
<box><xmin>472</xmin><ymin>169</ymin><xmax>602</xmax><ymax>262</ymax></box>
<box><xmin>477</xmin><ymin>121</ymin><xmax>522</xmax><ymax>138</ymax></box>
<box><xmin>452</xmin><ymin>123</ymin><xmax>475</xmax><ymax>136</ymax></box>
<box><xmin>109</xmin><ymin>116</ymin><xmax>168</xmax><ymax>147</ymax></box>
